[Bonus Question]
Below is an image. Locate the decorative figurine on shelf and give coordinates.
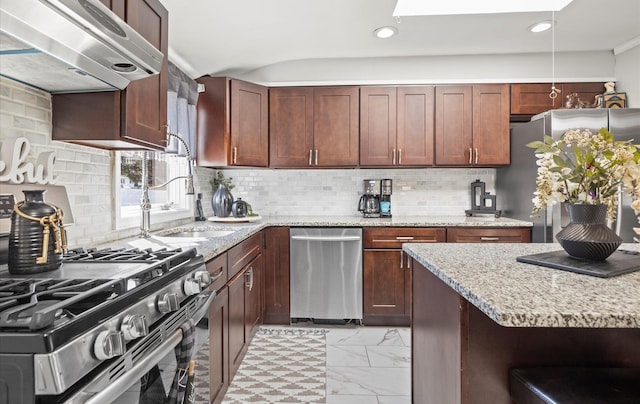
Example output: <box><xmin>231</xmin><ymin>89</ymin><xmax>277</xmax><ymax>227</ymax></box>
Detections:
<box><xmin>565</xmin><ymin>92</ymin><xmax>590</xmax><ymax>109</ymax></box>
<box><xmin>601</xmin><ymin>81</ymin><xmax>627</xmax><ymax>108</ymax></box>
<box><xmin>465</xmin><ymin>179</ymin><xmax>502</xmax><ymax>218</ymax></box>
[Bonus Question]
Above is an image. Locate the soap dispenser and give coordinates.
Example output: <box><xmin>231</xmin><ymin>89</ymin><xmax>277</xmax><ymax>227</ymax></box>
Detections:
<box><xmin>195</xmin><ymin>193</ymin><xmax>206</xmax><ymax>221</ymax></box>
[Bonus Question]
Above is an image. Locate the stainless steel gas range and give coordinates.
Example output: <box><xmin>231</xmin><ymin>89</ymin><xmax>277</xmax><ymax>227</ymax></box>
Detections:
<box><xmin>0</xmin><ymin>246</ymin><xmax>215</xmax><ymax>403</ymax></box>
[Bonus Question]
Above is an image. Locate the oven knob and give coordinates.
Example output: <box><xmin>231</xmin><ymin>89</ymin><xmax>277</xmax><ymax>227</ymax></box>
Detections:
<box><xmin>194</xmin><ymin>270</ymin><xmax>211</xmax><ymax>288</ymax></box>
<box><xmin>157</xmin><ymin>292</ymin><xmax>179</xmax><ymax>313</ymax></box>
<box><xmin>94</xmin><ymin>330</ymin><xmax>126</xmax><ymax>360</ymax></box>
<box><xmin>121</xmin><ymin>314</ymin><xmax>148</xmax><ymax>341</ymax></box>
<box><xmin>183</xmin><ymin>278</ymin><xmax>201</xmax><ymax>295</ymax></box>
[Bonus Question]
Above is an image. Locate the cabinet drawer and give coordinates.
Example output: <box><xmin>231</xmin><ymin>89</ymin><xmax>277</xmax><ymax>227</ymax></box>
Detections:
<box><xmin>446</xmin><ymin>227</ymin><xmax>531</xmax><ymax>243</ymax></box>
<box><xmin>228</xmin><ymin>232</ymin><xmax>263</xmax><ymax>279</ymax></box>
<box><xmin>363</xmin><ymin>227</ymin><xmax>446</xmax><ymax>248</ymax></box>
<box><xmin>206</xmin><ymin>252</ymin><xmax>228</xmax><ymax>292</ymax></box>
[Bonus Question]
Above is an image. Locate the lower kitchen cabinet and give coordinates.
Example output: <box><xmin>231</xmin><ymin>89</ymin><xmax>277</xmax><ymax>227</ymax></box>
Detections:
<box><xmin>228</xmin><ymin>253</ymin><xmax>263</xmax><ymax>378</ymax></box>
<box><xmin>208</xmin><ymin>286</ymin><xmax>229</xmax><ymax>404</ymax></box>
<box><xmin>263</xmin><ymin>227</ymin><xmax>290</xmax><ymax>324</ymax></box>
<box><xmin>362</xmin><ymin>227</ymin><xmax>446</xmax><ymax>326</ymax></box>
<box><xmin>446</xmin><ymin>227</ymin><xmax>531</xmax><ymax>243</ymax></box>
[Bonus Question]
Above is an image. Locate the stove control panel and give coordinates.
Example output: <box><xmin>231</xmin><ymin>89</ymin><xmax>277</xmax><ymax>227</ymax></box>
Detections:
<box><xmin>120</xmin><ymin>314</ymin><xmax>148</xmax><ymax>341</ymax></box>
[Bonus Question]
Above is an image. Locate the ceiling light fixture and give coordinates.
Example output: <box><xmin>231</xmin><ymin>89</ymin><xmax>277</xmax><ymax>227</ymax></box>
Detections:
<box><xmin>374</xmin><ymin>26</ymin><xmax>398</xmax><ymax>39</ymax></box>
<box><xmin>529</xmin><ymin>20</ymin><xmax>554</xmax><ymax>33</ymax></box>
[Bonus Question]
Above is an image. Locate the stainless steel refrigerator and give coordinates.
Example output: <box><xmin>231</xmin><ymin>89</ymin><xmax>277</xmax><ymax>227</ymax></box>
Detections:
<box><xmin>496</xmin><ymin>108</ymin><xmax>640</xmax><ymax>243</ymax></box>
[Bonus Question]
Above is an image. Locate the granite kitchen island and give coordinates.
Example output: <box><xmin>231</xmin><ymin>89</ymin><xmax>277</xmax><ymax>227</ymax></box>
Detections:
<box><xmin>403</xmin><ymin>243</ymin><xmax>640</xmax><ymax>404</ymax></box>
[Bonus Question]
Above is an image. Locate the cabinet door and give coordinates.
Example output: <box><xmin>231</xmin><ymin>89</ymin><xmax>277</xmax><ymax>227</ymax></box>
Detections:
<box><xmin>230</xmin><ymin>79</ymin><xmax>268</xmax><ymax>166</ymax></box>
<box><xmin>473</xmin><ymin>84</ymin><xmax>510</xmax><ymax>165</ymax></box>
<box><xmin>263</xmin><ymin>227</ymin><xmax>290</xmax><ymax>324</ymax></box>
<box><xmin>360</xmin><ymin>87</ymin><xmax>397</xmax><ymax>166</ymax></box>
<box><xmin>228</xmin><ymin>272</ymin><xmax>247</xmax><ymax>377</ymax></box>
<box><xmin>313</xmin><ymin>87</ymin><xmax>360</xmax><ymax>166</ymax></box>
<box><xmin>435</xmin><ymin>86</ymin><xmax>473</xmax><ymax>165</ymax></box>
<box><xmin>244</xmin><ymin>255</ymin><xmax>263</xmax><ymax>341</ymax></box>
<box><xmin>269</xmin><ymin>87</ymin><xmax>314</xmax><ymax>167</ymax></box>
<box><xmin>121</xmin><ymin>0</ymin><xmax>168</xmax><ymax>148</ymax></box>
<box><xmin>510</xmin><ymin>83</ymin><xmax>560</xmax><ymax>115</ymax></box>
<box><xmin>363</xmin><ymin>250</ymin><xmax>407</xmax><ymax>317</ymax></box>
<box><xmin>397</xmin><ymin>86</ymin><xmax>435</xmax><ymax>166</ymax></box>
<box><xmin>208</xmin><ymin>286</ymin><xmax>229</xmax><ymax>404</ymax></box>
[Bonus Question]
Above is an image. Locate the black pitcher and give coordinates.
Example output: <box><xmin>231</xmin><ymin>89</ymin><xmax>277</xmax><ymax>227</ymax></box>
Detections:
<box><xmin>8</xmin><ymin>190</ymin><xmax>66</xmax><ymax>274</ymax></box>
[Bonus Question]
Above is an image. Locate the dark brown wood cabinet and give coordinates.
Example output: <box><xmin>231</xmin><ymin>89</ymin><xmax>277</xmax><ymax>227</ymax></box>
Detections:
<box><xmin>208</xmin><ymin>286</ymin><xmax>229</xmax><ymax>404</ymax></box>
<box><xmin>196</xmin><ymin>77</ymin><xmax>268</xmax><ymax>167</ymax></box>
<box><xmin>52</xmin><ymin>0</ymin><xmax>168</xmax><ymax>150</ymax></box>
<box><xmin>360</xmin><ymin>86</ymin><xmax>435</xmax><ymax>166</ymax></box>
<box><xmin>435</xmin><ymin>84</ymin><xmax>509</xmax><ymax>166</ymax></box>
<box><xmin>362</xmin><ymin>227</ymin><xmax>446</xmax><ymax>326</ymax></box>
<box><xmin>269</xmin><ymin>86</ymin><xmax>359</xmax><ymax>167</ymax></box>
<box><xmin>263</xmin><ymin>227</ymin><xmax>290</xmax><ymax>324</ymax></box>
<box><xmin>446</xmin><ymin>227</ymin><xmax>531</xmax><ymax>243</ymax></box>
<box><xmin>510</xmin><ymin>82</ymin><xmax>606</xmax><ymax>117</ymax></box>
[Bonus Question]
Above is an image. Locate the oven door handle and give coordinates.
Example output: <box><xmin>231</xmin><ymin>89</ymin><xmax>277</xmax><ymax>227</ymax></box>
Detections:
<box><xmin>83</xmin><ymin>328</ymin><xmax>183</xmax><ymax>404</ymax></box>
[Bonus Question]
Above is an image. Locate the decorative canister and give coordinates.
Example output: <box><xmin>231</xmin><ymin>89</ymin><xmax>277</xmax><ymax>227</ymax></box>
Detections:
<box><xmin>8</xmin><ymin>190</ymin><xmax>67</xmax><ymax>274</ymax></box>
<box><xmin>212</xmin><ymin>184</ymin><xmax>233</xmax><ymax>217</ymax></box>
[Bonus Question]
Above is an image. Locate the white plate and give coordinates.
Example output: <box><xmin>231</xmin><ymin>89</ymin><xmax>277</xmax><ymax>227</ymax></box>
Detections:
<box><xmin>208</xmin><ymin>215</ymin><xmax>262</xmax><ymax>223</ymax></box>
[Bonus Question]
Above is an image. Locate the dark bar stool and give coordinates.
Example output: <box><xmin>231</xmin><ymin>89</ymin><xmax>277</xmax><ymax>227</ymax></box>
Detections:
<box><xmin>509</xmin><ymin>367</ymin><xmax>640</xmax><ymax>403</ymax></box>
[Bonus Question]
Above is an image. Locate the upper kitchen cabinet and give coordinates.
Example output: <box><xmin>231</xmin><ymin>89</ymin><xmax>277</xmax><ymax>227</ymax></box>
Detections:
<box><xmin>360</xmin><ymin>86</ymin><xmax>435</xmax><ymax>167</ymax></box>
<box><xmin>510</xmin><ymin>82</ymin><xmax>605</xmax><ymax>119</ymax></box>
<box><xmin>435</xmin><ymin>84</ymin><xmax>509</xmax><ymax>166</ymax></box>
<box><xmin>196</xmin><ymin>77</ymin><xmax>268</xmax><ymax>167</ymax></box>
<box><xmin>270</xmin><ymin>86</ymin><xmax>359</xmax><ymax>167</ymax></box>
<box><xmin>52</xmin><ymin>0</ymin><xmax>168</xmax><ymax>150</ymax></box>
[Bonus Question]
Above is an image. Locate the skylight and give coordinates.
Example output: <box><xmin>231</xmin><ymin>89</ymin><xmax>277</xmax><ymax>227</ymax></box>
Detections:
<box><xmin>392</xmin><ymin>0</ymin><xmax>574</xmax><ymax>17</ymax></box>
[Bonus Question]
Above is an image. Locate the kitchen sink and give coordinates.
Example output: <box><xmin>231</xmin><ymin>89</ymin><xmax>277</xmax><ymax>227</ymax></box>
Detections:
<box><xmin>164</xmin><ymin>230</ymin><xmax>235</xmax><ymax>238</ymax></box>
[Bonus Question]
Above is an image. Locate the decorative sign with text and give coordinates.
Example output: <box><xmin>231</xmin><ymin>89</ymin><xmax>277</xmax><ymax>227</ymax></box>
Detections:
<box><xmin>0</xmin><ymin>137</ymin><xmax>57</xmax><ymax>184</ymax></box>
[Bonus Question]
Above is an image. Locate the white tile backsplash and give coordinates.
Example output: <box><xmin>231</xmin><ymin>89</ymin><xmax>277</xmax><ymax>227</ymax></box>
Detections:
<box><xmin>218</xmin><ymin>168</ymin><xmax>496</xmax><ymax>217</ymax></box>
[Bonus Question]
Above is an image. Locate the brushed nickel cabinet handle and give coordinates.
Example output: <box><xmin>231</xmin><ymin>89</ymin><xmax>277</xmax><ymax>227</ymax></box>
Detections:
<box><xmin>400</xmin><ymin>250</ymin><xmax>404</xmax><ymax>269</ymax></box>
<box><xmin>480</xmin><ymin>237</ymin><xmax>500</xmax><ymax>241</ymax></box>
<box><xmin>315</xmin><ymin>149</ymin><xmax>318</xmax><ymax>165</ymax></box>
<box><xmin>475</xmin><ymin>148</ymin><xmax>478</xmax><ymax>165</ymax></box>
<box><xmin>469</xmin><ymin>147</ymin><xmax>472</xmax><ymax>164</ymax></box>
<box><xmin>395</xmin><ymin>236</ymin><xmax>415</xmax><ymax>240</ymax></box>
<box><xmin>398</xmin><ymin>148</ymin><xmax>402</xmax><ymax>165</ymax></box>
<box><xmin>392</xmin><ymin>149</ymin><xmax>396</xmax><ymax>165</ymax></box>
<box><xmin>309</xmin><ymin>149</ymin><xmax>313</xmax><ymax>165</ymax></box>
<box><xmin>233</xmin><ymin>147</ymin><xmax>238</xmax><ymax>164</ymax></box>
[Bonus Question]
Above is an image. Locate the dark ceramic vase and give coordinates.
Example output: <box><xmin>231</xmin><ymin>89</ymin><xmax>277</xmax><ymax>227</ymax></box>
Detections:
<box><xmin>212</xmin><ymin>184</ymin><xmax>233</xmax><ymax>217</ymax></box>
<box><xmin>8</xmin><ymin>190</ymin><xmax>63</xmax><ymax>274</ymax></box>
<box><xmin>555</xmin><ymin>204</ymin><xmax>622</xmax><ymax>261</ymax></box>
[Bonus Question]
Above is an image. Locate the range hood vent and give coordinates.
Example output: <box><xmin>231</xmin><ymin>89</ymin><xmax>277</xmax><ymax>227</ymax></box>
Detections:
<box><xmin>0</xmin><ymin>0</ymin><xmax>163</xmax><ymax>93</ymax></box>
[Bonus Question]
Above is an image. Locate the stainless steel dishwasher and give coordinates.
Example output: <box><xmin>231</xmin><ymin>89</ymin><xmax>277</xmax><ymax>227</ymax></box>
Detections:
<box><xmin>290</xmin><ymin>227</ymin><xmax>363</xmax><ymax>322</ymax></box>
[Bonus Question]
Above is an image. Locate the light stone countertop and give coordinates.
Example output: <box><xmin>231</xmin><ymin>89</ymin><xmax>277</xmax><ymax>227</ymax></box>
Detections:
<box><xmin>131</xmin><ymin>215</ymin><xmax>532</xmax><ymax>262</ymax></box>
<box><xmin>403</xmin><ymin>242</ymin><xmax>640</xmax><ymax>329</ymax></box>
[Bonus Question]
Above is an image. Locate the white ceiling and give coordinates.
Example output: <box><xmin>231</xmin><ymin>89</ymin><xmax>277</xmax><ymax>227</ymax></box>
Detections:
<box><xmin>159</xmin><ymin>0</ymin><xmax>640</xmax><ymax>79</ymax></box>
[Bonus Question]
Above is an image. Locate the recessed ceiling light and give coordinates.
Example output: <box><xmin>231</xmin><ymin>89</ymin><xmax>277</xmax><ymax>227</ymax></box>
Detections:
<box><xmin>374</xmin><ymin>26</ymin><xmax>398</xmax><ymax>39</ymax></box>
<box><xmin>529</xmin><ymin>20</ymin><xmax>554</xmax><ymax>33</ymax></box>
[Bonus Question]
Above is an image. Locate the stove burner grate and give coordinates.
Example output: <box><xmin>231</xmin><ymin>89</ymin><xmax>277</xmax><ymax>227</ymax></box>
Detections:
<box><xmin>64</xmin><ymin>247</ymin><xmax>182</xmax><ymax>263</ymax></box>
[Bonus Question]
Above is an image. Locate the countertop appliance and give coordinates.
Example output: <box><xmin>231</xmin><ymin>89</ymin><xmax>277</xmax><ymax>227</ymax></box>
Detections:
<box><xmin>0</xmin><ymin>0</ymin><xmax>163</xmax><ymax>92</ymax></box>
<box><xmin>496</xmin><ymin>108</ymin><xmax>640</xmax><ymax>243</ymax></box>
<box><xmin>358</xmin><ymin>179</ymin><xmax>382</xmax><ymax>218</ymax></box>
<box><xmin>0</xmin><ymin>246</ymin><xmax>215</xmax><ymax>403</ymax></box>
<box><xmin>290</xmin><ymin>228</ymin><xmax>362</xmax><ymax>322</ymax></box>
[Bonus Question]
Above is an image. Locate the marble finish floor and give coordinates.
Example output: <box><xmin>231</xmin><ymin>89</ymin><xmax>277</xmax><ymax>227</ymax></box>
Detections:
<box><xmin>324</xmin><ymin>326</ymin><xmax>411</xmax><ymax>404</ymax></box>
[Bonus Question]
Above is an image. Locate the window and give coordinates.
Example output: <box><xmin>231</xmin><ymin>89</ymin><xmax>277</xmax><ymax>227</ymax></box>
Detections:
<box><xmin>115</xmin><ymin>151</ymin><xmax>193</xmax><ymax>230</ymax></box>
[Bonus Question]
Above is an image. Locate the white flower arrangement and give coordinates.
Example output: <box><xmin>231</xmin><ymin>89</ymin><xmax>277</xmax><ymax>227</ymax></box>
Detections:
<box><xmin>527</xmin><ymin>128</ymin><xmax>640</xmax><ymax>242</ymax></box>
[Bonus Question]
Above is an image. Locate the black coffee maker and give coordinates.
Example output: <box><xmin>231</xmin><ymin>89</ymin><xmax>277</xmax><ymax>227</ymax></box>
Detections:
<box><xmin>358</xmin><ymin>180</ymin><xmax>381</xmax><ymax>218</ymax></box>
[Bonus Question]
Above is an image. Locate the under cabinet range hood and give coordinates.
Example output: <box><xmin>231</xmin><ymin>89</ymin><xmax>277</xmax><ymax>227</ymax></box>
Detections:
<box><xmin>0</xmin><ymin>0</ymin><xmax>163</xmax><ymax>93</ymax></box>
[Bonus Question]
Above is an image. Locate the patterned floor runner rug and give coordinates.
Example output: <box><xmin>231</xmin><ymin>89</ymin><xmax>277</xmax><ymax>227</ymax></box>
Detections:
<box><xmin>192</xmin><ymin>327</ymin><xmax>327</xmax><ymax>404</ymax></box>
